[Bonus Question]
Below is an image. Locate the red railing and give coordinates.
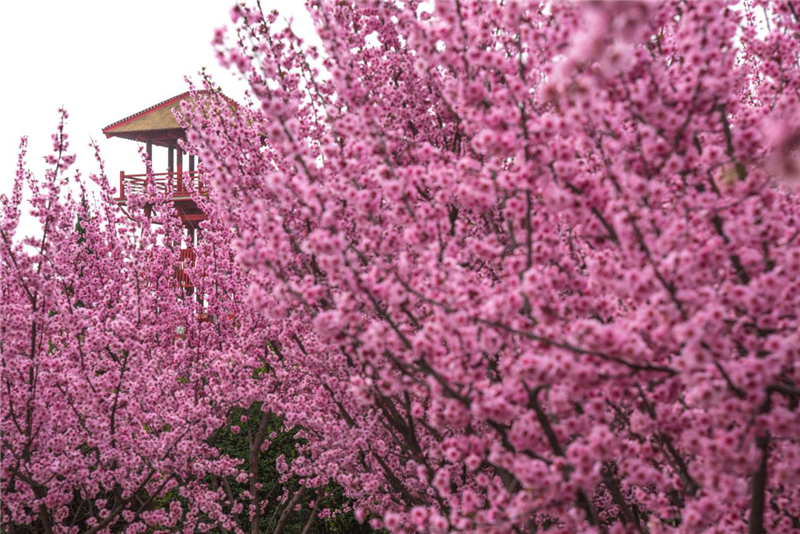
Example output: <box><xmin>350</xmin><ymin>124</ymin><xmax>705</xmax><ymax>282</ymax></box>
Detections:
<box><xmin>118</xmin><ymin>170</ymin><xmax>206</xmax><ymax>201</ymax></box>
<box><xmin>176</xmin><ymin>248</ymin><xmax>196</xmax><ymax>289</ymax></box>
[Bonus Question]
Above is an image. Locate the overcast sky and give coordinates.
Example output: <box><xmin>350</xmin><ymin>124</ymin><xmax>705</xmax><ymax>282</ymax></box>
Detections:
<box><xmin>1</xmin><ymin>0</ymin><xmax>314</xmax><ymax>237</ymax></box>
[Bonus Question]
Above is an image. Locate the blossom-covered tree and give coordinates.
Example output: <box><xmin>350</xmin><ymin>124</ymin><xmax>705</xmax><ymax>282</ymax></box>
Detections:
<box><xmin>182</xmin><ymin>1</ymin><xmax>800</xmax><ymax>532</ymax></box>
<box><xmin>0</xmin><ymin>111</ymin><xmax>228</xmax><ymax>532</ymax></box>
<box><xmin>0</xmin><ymin>110</ymin><xmax>338</xmax><ymax>534</ymax></box>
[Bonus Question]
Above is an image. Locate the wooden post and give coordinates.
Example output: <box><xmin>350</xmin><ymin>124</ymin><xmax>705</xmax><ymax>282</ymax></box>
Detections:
<box><xmin>145</xmin><ymin>142</ymin><xmax>153</xmax><ymax>192</ymax></box>
<box><xmin>168</xmin><ymin>145</ymin><xmax>174</xmax><ymax>191</ymax></box>
<box><xmin>177</xmin><ymin>147</ymin><xmax>184</xmax><ymax>193</ymax></box>
<box><xmin>189</xmin><ymin>154</ymin><xmax>195</xmax><ymax>191</ymax></box>
<box><xmin>197</xmin><ymin>156</ymin><xmax>203</xmax><ymax>192</ymax></box>
<box><xmin>119</xmin><ymin>170</ymin><xmax>125</xmax><ymax>200</ymax></box>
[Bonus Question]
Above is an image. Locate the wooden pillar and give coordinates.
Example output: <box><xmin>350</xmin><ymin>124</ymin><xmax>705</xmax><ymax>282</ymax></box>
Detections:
<box><xmin>145</xmin><ymin>142</ymin><xmax>153</xmax><ymax>192</ymax></box>
<box><xmin>197</xmin><ymin>156</ymin><xmax>203</xmax><ymax>192</ymax></box>
<box><xmin>177</xmin><ymin>147</ymin><xmax>184</xmax><ymax>193</ymax></box>
<box><xmin>168</xmin><ymin>145</ymin><xmax>174</xmax><ymax>191</ymax></box>
<box><xmin>188</xmin><ymin>154</ymin><xmax>196</xmax><ymax>193</ymax></box>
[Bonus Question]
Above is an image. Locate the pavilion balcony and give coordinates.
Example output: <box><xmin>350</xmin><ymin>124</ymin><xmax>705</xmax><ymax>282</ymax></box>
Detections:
<box><xmin>116</xmin><ymin>170</ymin><xmax>207</xmax><ymax>203</ymax></box>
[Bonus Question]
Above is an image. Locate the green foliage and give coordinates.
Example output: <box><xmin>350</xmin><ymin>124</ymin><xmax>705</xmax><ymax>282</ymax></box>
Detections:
<box><xmin>206</xmin><ymin>404</ymin><xmax>374</xmax><ymax>534</ymax></box>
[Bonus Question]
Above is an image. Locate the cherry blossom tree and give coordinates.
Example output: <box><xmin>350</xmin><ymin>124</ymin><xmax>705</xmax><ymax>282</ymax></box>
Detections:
<box><xmin>1</xmin><ymin>112</ymin><xmax>282</xmax><ymax>533</ymax></box>
<box><xmin>1</xmin><ymin>110</ymin><xmax>366</xmax><ymax>533</ymax></box>
<box><xmin>0</xmin><ymin>111</ymin><xmax>223</xmax><ymax>532</ymax></box>
<box><xmin>182</xmin><ymin>1</ymin><xmax>800</xmax><ymax>533</ymax></box>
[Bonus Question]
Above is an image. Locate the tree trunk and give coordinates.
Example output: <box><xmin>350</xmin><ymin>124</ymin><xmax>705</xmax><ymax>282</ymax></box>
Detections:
<box><xmin>272</xmin><ymin>485</ymin><xmax>308</xmax><ymax>534</ymax></box>
<box><xmin>749</xmin><ymin>433</ymin><xmax>770</xmax><ymax>534</ymax></box>
<box><xmin>301</xmin><ymin>488</ymin><xmax>325</xmax><ymax>534</ymax></box>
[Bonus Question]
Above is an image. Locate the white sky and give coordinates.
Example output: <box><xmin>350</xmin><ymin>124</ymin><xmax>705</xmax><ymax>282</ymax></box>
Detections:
<box><xmin>1</xmin><ymin>0</ymin><xmax>315</xmax><ymax>238</ymax></box>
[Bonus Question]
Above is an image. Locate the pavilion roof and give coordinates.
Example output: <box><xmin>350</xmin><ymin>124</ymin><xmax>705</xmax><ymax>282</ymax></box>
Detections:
<box><xmin>102</xmin><ymin>90</ymin><xmax>237</xmax><ymax>147</ymax></box>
